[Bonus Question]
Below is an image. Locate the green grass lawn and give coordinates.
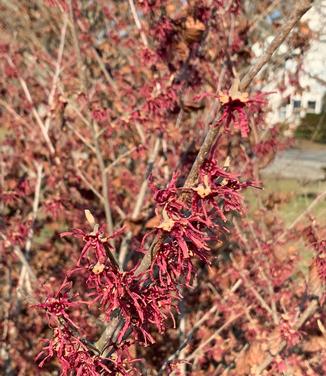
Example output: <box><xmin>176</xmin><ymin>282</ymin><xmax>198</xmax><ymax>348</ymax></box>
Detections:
<box><xmin>246</xmin><ymin>177</ymin><xmax>326</xmax><ymax>226</ymax></box>
<box><xmin>246</xmin><ymin>176</ymin><xmax>326</xmax><ymax>275</ymax></box>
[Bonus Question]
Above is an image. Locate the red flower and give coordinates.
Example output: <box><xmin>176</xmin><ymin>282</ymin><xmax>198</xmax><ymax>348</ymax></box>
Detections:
<box><xmin>87</xmin><ymin>267</ymin><xmax>180</xmax><ymax>345</ymax></box>
<box><xmin>149</xmin><ymin>172</ymin><xmax>180</xmax><ymax>207</ymax></box>
<box><xmin>217</xmin><ymin>86</ymin><xmax>267</xmax><ymax>138</ymax></box>
<box><xmin>148</xmin><ymin>202</ymin><xmax>212</xmax><ymax>286</ymax></box>
<box><xmin>191</xmin><ymin>158</ymin><xmax>255</xmax><ymax>222</ymax></box>
<box><xmin>35</xmin><ymin>280</ymin><xmax>80</xmax><ymax>330</ymax></box>
<box><xmin>280</xmin><ymin>315</ymin><xmax>302</xmax><ymax>348</ymax></box>
<box><xmin>196</xmin><ymin>81</ymin><xmax>267</xmax><ymax>137</ymax></box>
<box><xmin>92</xmin><ymin>108</ymin><xmax>108</xmax><ymax>123</ymax></box>
<box><xmin>60</xmin><ymin>226</ymin><xmax>124</xmax><ymax>266</ymax></box>
<box><xmin>36</xmin><ymin>327</ymin><xmax>134</xmax><ymax>375</ymax></box>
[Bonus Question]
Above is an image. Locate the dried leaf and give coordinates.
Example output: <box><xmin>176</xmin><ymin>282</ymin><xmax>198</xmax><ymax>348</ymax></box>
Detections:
<box><xmin>145</xmin><ymin>215</ymin><xmax>161</xmax><ymax>229</ymax></box>
<box><xmin>308</xmin><ymin>262</ymin><xmax>325</xmax><ymax>298</ymax></box>
<box><xmin>184</xmin><ymin>16</ymin><xmax>205</xmax><ymax>43</ymax></box>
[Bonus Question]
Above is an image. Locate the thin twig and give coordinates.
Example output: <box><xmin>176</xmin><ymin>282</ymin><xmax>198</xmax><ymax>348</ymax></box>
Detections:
<box><xmin>157</xmin><ymin>279</ymin><xmax>242</xmax><ymax>375</ymax></box>
<box><xmin>105</xmin><ymin>146</ymin><xmax>140</xmax><ymax>174</ymax></box>
<box><xmin>248</xmin><ymin>0</ymin><xmax>282</xmax><ymax>33</ymax></box>
<box><xmin>240</xmin><ymin>0</ymin><xmax>313</xmax><ymax>90</ymax></box>
<box><xmin>67</xmin><ymin>0</ymin><xmax>87</xmax><ymax>89</ymax></box>
<box><xmin>128</xmin><ymin>0</ymin><xmax>148</xmax><ymax>47</ymax></box>
<box><xmin>0</xmin><ymin>99</ymin><xmax>32</xmax><ymax>129</ymax></box>
<box><xmin>66</xmin><ymin>122</ymin><xmax>97</xmax><ymax>154</ymax></box>
<box><xmin>17</xmin><ymin>164</ymin><xmax>43</xmax><ymax>296</ymax></box>
<box><xmin>247</xmin><ymin>221</ymin><xmax>279</xmax><ymax>325</ymax></box>
<box><xmin>25</xmin><ymin>163</ymin><xmax>43</xmax><ymax>255</ymax></box>
<box><xmin>186</xmin><ymin>311</ymin><xmax>245</xmax><ymax>362</ymax></box>
<box><xmin>93</xmin><ymin>121</ymin><xmax>115</xmax><ymax>240</ymax></box>
<box><xmin>0</xmin><ymin>232</ymin><xmax>36</xmax><ymax>288</ymax></box>
<box><xmin>92</xmin><ymin>47</ymin><xmax>121</xmax><ymax>97</ymax></box>
<box><xmin>132</xmin><ymin>137</ymin><xmax>160</xmax><ymax>220</ymax></box>
<box><xmin>45</xmin><ymin>13</ymin><xmax>68</xmax><ymax>132</ymax></box>
<box><xmin>118</xmin><ymin>137</ymin><xmax>161</xmax><ymax>266</ymax></box>
<box><xmin>76</xmin><ymin>165</ymin><xmax>104</xmax><ymax>202</ymax></box>
<box><xmin>231</xmin><ymin>254</ymin><xmax>273</xmax><ymax>316</ymax></box>
<box><xmin>6</xmin><ymin>56</ymin><xmax>56</xmax><ymax>155</ymax></box>
<box><xmin>175</xmin><ymin>301</ymin><xmax>187</xmax><ymax>376</ymax></box>
<box><xmin>277</xmin><ymin>189</ymin><xmax>326</xmax><ymax>242</ymax></box>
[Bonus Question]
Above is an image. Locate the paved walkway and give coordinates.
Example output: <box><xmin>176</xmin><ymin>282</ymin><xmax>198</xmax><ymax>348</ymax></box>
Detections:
<box><xmin>262</xmin><ymin>148</ymin><xmax>326</xmax><ymax>181</ymax></box>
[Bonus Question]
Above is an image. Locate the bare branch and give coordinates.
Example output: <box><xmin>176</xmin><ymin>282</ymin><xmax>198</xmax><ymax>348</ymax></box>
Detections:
<box><xmin>157</xmin><ymin>279</ymin><xmax>242</xmax><ymax>375</ymax></box>
<box><xmin>44</xmin><ymin>13</ymin><xmax>68</xmax><ymax>132</ymax></box>
<box><xmin>128</xmin><ymin>0</ymin><xmax>149</xmax><ymax>47</ymax></box>
<box><xmin>6</xmin><ymin>56</ymin><xmax>56</xmax><ymax>156</ymax></box>
<box><xmin>118</xmin><ymin>137</ymin><xmax>161</xmax><ymax>267</ymax></box>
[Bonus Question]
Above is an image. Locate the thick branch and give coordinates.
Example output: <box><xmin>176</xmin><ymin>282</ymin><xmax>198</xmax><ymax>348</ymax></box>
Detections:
<box><xmin>95</xmin><ymin>0</ymin><xmax>313</xmax><ymax>353</ymax></box>
<box><xmin>240</xmin><ymin>0</ymin><xmax>312</xmax><ymax>91</ymax></box>
<box><xmin>185</xmin><ymin>0</ymin><xmax>313</xmax><ymax>189</ymax></box>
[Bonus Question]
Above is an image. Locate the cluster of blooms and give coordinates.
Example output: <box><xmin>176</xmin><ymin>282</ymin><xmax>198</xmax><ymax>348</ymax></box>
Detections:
<box><xmin>0</xmin><ymin>177</ymin><xmax>31</xmax><ymax>205</ymax></box>
<box><xmin>35</xmin><ymin>229</ymin><xmax>139</xmax><ymax>374</ymax></box>
<box><xmin>3</xmin><ymin>0</ymin><xmax>319</xmax><ymax>374</ymax></box>
<box><xmin>147</xmin><ymin>174</ymin><xmax>212</xmax><ymax>286</ymax></box>
<box><xmin>86</xmin><ymin>266</ymin><xmax>181</xmax><ymax>345</ymax></box>
<box><xmin>139</xmin><ymin>79</ymin><xmax>180</xmax><ymax>118</ymax></box>
<box><xmin>36</xmin><ymin>143</ymin><xmax>255</xmax><ymax>373</ymax></box>
<box><xmin>279</xmin><ymin>315</ymin><xmax>303</xmax><ymax>348</ymax></box>
<box><xmin>36</xmin><ymin>326</ymin><xmax>134</xmax><ymax>376</ymax></box>
<box><xmin>196</xmin><ymin>86</ymin><xmax>267</xmax><ymax>138</ymax></box>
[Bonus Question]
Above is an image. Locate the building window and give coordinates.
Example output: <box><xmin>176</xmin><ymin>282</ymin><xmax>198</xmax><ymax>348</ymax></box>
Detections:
<box><xmin>279</xmin><ymin>106</ymin><xmax>286</xmax><ymax>121</ymax></box>
<box><xmin>307</xmin><ymin>100</ymin><xmax>316</xmax><ymax>111</ymax></box>
<box><xmin>293</xmin><ymin>100</ymin><xmax>301</xmax><ymax>109</ymax></box>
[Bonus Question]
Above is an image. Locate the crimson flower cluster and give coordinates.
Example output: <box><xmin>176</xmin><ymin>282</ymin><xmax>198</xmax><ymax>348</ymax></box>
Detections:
<box><xmin>35</xmin><ymin>227</ymin><xmax>139</xmax><ymax>375</ymax></box>
<box><xmin>146</xmin><ymin>156</ymin><xmax>254</xmax><ymax>289</ymax></box>
<box><xmin>218</xmin><ymin>91</ymin><xmax>267</xmax><ymax>138</ymax></box>
<box><xmin>36</xmin><ymin>327</ymin><xmax>132</xmax><ymax>376</ymax></box>
<box><xmin>197</xmin><ymin>88</ymin><xmax>267</xmax><ymax>138</ymax></box>
<box><xmin>280</xmin><ymin>316</ymin><xmax>302</xmax><ymax>348</ymax></box>
<box><xmin>0</xmin><ymin>177</ymin><xmax>31</xmax><ymax>204</ymax></box>
<box><xmin>86</xmin><ymin>266</ymin><xmax>180</xmax><ymax>345</ymax></box>
<box><xmin>36</xmin><ymin>148</ymin><xmax>254</xmax><ymax>373</ymax></box>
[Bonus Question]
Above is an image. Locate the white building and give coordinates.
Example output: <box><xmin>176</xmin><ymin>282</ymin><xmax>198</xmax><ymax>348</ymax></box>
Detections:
<box><xmin>252</xmin><ymin>0</ymin><xmax>326</xmax><ymax>125</ymax></box>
